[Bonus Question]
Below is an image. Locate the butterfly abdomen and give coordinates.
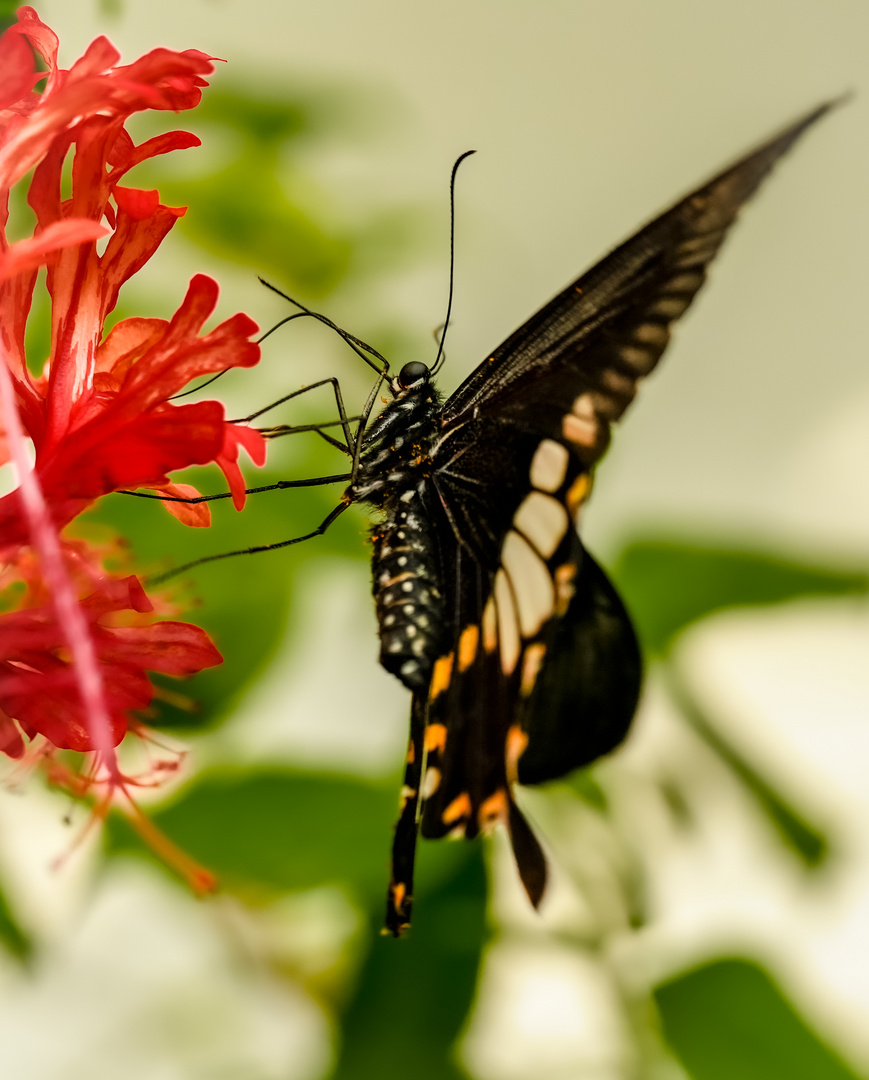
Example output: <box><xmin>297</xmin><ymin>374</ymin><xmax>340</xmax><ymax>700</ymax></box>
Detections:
<box><xmin>354</xmin><ymin>376</ymin><xmax>447</xmax><ymax>692</ymax></box>
<box><xmin>372</xmin><ymin>492</ymin><xmax>445</xmax><ymax>691</ymax></box>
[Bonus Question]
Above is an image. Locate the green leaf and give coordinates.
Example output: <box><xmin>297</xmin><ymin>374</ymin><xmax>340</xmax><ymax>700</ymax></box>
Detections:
<box><xmin>106</xmin><ymin>767</ymin><xmax>399</xmax><ymax>902</ymax></box>
<box><xmin>106</xmin><ymin>764</ymin><xmax>486</xmax><ymax>917</ymax></box>
<box><xmin>611</xmin><ymin>537</ymin><xmax>867</xmax><ymax>656</ymax></box>
<box><xmin>665</xmin><ymin>670</ymin><xmax>830</xmax><ymax>868</ymax></box>
<box><xmin>0</xmin><ymin>878</ymin><xmax>33</xmax><ymax>964</ymax></box>
<box><xmin>332</xmin><ymin>846</ymin><xmax>486</xmax><ymax>1080</ymax></box>
<box><xmin>566</xmin><ymin>768</ymin><xmax>609</xmax><ymax>812</ymax></box>
<box><xmin>655</xmin><ymin>958</ymin><xmax>865</xmax><ymax>1080</ymax></box>
<box><xmin>129</xmin><ymin>85</ymin><xmax>353</xmax><ymax>295</ymax></box>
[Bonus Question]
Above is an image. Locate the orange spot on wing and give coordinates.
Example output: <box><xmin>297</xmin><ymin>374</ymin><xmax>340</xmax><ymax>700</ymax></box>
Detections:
<box><xmin>458</xmin><ymin>624</ymin><xmax>480</xmax><ymax>671</ymax></box>
<box><xmin>443</xmin><ymin>792</ymin><xmax>472</xmax><ymax>825</ymax></box>
<box><xmin>482</xmin><ymin>597</ymin><xmax>498</xmax><ymax>652</ymax></box>
<box><xmin>520</xmin><ymin>642</ymin><xmax>547</xmax><ymax>697</ymax></box>
<box><xmin>478</xmin><ymin>789</ymin><xmax>509</xmax><ymax>832</ymax></box>
<box><xmin>505</xmin><ymin>724</ymin><xmax>530</xmax><ymax>784</ymax></box>
<box><xmin>428</xmin><ymin>653</ymin><xmax>454</xmax><ymax>700</ymax></box>
<box><xmin>554</xmin><ymin>563</ymin><xmax>577</xmax><ymax>616</ymax></box>
<box><xmin>425</xmin><ymin>723</ymin><xmax>447</xmax><ymax>754</ymax></box>
<box><xmin>566</xmin><ymin>472</ymin><xmax>591</xmax><ymax>515</ymax></box>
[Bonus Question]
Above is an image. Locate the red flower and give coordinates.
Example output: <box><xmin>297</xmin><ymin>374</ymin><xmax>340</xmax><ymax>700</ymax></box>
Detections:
<box><xmin>0</xmin><ymin>8</ymin><xmax>267</xmax><ymax>889</ymax></box>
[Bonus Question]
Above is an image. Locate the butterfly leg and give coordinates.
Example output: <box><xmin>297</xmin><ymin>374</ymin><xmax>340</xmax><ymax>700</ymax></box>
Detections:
<box><xmin>236</xmin><ymin>376</ymin><xmax>356</xmax><ymax>455</ymax></box>
<box><xmin>118</xmin><ymin>470</ymin><xmax>351</xmax><ymax>507</ymax></box>
<box><xmin>147</xmin><ymin>499</ymin><xmax>352</xmax><ymax>584</ymax></box>
<box><xmin>384</xmin><ymin>694</ymin><xmax>427</xmax><ymax>937</ymax></box>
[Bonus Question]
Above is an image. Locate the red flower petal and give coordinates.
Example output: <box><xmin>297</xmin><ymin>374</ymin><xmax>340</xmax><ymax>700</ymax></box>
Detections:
<box><xmin>96</xmin><ymin>622</ymin><xmax>223</xmax><ymax>676</ymax></box>
<box><xmin>115</xmin><ymin>275</ymin><xmax>260</xmax><ymax>406</ymax></box>
<box><xmin>39</xmin><ymin>399</ymin><xmax>227</xmax><ymax>502</ymax></box>
<box><xmin>216</xmin><ymin>422</ymin><xmax>268</xmax><ymax>510</ymax></box>
<box><xmin>94</xmin><ymin>316</ymin><xmax>168</xmax><ymax>379</ymax></box>
<box><xmin>1</xmin><ymin>657</ymin><xmax>139</xmax><ymax>751</ymax></box>
<box><xmin>0</xmin><ymin>218</ymin><xmax>107</xmax><ymax>283</ymax></box>
<box><xmin>0</xmin><ymin>21</ymin><xmax>40</xmax><ymax>110</ymax></box>
<box><xmin>152</xmin><ymin>482</ymin><xmax>212</xmax><ymax>527</ymax></box>
<box><xmin>0</xmin><ymin>711</ymin><xmax>25</xmax><ymax>760</ymax></box>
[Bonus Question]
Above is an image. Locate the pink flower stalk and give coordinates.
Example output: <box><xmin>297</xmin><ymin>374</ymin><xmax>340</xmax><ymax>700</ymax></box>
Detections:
<box><xmin>0</xmin><ymin>7</ymin><xmax>267</xmax><ymax>888</ymax></box>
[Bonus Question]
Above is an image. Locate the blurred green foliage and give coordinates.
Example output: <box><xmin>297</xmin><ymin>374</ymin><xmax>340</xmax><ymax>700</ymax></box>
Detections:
<box><xmin>108</xmin><ymin>767</ymin><xmax>399</xmax><ymax>902</ymax></box>
<box><xmin>609</xmin><ymin>536</ymin><xmax>869</xmax><ymax>871</ymax></box>
<box><xmin>158</xmin><ymin>86</ymin><xmax>354</xmax><ymax>296</ymax></box>
<box><xmin>106</xmin><ymin>768</ymin><xmax>486</xmax><ymax>1078</ymax></box>
<box><xmin>612</xmin><ymin>537</ymin><xmax>868</xmax><ymax>658</ymax></box>
<box><xmin>664</xmin><ymin>664</ymin><xmax>830</xmax><ymax>867</ymax></box>
<box><xmin>334</xmin><ymin>848</ymin><xmax>485</xmax><ymax>1080</ymax></box>
<box><xmin>127</xmin><ymin>81</ymin><xmax>422</xmax><ymax>302</ymax></box>
<box><xmin>656</xmin><ymin>959</ymin><xmax>864</xmax><ymax>1080</ymax></box>
<box><xmin>0</xmin><ymin>881</ymin><xmax>32</xmax><ymax>965</ymax></box>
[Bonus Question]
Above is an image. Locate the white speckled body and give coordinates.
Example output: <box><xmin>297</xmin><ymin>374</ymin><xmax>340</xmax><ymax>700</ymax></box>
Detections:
<box><xmin>349</xmin><ymin>378</ymin><xmax>446</xmax><ymax>691</ymax></box>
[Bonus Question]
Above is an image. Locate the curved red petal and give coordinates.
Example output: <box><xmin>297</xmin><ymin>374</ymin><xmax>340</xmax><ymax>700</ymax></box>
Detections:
<box><xmin>39</xmin><ymin>400</ymin><xmax>226</xmax><ymax>500</ymax></box>
<box><xmin>95</xmin><ymin>316</ymin><xmax>168</xmax><ymax>377</ymax></box>
<box><xmin>97</xmin><ymin>622</ymin><xmax>223</xmax><ymax>675</ymax></box>
<box><xmin>0</xmin><ymin>219</ymin><xmax>107</xmax><ymax>283</ymax></box>
<box><xmin>0</xmin><ymin>23</ymin><xmax>40</xmax><ymax>110</ymax></box>
<box><xmin>215</xmin><ymin>423</ymin><xmax>268</xmax><ymax>509</ymax></box>
<box><xmin>15</xmin><ymin>8</ymin><xmax>60</xmax><ymax>86</ymax></box>
<box><xmin>152</xmin><ymin>482</ymin><xmax>212</xmax><ymax>527</ymax></box>
<box><xmin>0</xmin><ymin>711</ymin><xmax>25</xmax><ymax>760</ymax></box>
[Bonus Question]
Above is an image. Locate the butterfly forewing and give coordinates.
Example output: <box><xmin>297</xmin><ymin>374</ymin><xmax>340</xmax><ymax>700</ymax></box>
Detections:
<box><xmin>441</xmin><ymin>100</ymin><xmax>835</xmax><ymax>458</ymax></box>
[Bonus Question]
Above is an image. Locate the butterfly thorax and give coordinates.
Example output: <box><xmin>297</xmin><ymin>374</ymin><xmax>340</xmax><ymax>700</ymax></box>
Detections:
<box><xmin>349</xmin><ymin>374</ymin><xmax>446</xmax><ymax>692</ymax></box>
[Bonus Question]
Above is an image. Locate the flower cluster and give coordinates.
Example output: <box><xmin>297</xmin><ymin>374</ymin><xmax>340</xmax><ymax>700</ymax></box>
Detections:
<box><xmin>0</xmin><ymin>7</ymin><xmax>265</xmax><ymax>882</ymax></box>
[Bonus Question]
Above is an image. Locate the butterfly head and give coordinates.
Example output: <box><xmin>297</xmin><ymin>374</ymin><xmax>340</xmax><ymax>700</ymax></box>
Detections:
<box><xmin>391</xmin><ymin>361</ymin><xmax>431</xmax><ymax>396</ymax></box>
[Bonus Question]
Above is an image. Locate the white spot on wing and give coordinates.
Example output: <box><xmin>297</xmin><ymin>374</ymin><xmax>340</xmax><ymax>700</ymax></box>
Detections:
<box><xmin>529</xmin><ymin>438</ymin><xmax>569</xmax><ymax>493</ymax></box>
<box><xmin>502</xmin><ymin>531</ymin><xmax>555</xmax><ymax>638</ymax></box>
<box><xmin>513</xmin><ymin>491</ymin><xmax>569</xmax><ymax>559</ymax></box>
<box><xmin>649</xmin><ymin>294</ymin><xmax>690</xmax><ymax>319</ymax></box>
<box><xmin>633</xmin><ymin>321</ymin><xmax>668</xmax><ymax>347</ymax></box>
<box><xmin>562</xmin><ymin>394</ymin><xmax>598</xmax><ymax>448</ymax></box>
<box><xmin>422</xmin><ymin>767</ymin><xmax>441</xmax><ymax>799</ymax></box>
<box><xmin>562</xmin><ymin>413</ymin><xmax>597</xmax><ymax>447</ymax></box>
<box><xmin>493</xmin><ymin>569</ymin><xmax>520</xmax><ymax>675</ymax></box>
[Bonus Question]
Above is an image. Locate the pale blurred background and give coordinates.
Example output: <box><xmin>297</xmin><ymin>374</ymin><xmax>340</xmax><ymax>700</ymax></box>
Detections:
<box><xmin>1</xmin><ymin>2</ymin><xmax>867</xmax><ymax>1078</ymax></box>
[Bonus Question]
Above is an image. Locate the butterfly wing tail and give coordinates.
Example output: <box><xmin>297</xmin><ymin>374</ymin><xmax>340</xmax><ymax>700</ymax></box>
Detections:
<box><xmin>507</xmin><ymin>797</ymin><xmax>548</xmax><ymax>908</ymax></box>
<box><xmin>384</xmin><ymin>693</ymin><xmax>427</xmax><ymax>936</ymax></box>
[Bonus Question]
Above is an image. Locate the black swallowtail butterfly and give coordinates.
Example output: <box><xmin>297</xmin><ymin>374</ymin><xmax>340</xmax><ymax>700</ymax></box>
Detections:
<box><xmin>154</xmin><ymin>101</ymin><xmax>835</xmax><ymax>935</ymax></box>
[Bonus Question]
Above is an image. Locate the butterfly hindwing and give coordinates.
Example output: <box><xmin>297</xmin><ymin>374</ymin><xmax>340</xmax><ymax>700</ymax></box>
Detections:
<box><xmin>416</xmin><ymin>540</ymin><xmax>550</xmax><ymax>907</ymax></box>
<box><xmin>517</xmin><ymin>537</ymin><xmax>641</xmax><ymax>784</ymax></box>
<box><xmin>417</xmin><ymin>439</ymin><xmax>633</xmax><ymax>907</ymax></box>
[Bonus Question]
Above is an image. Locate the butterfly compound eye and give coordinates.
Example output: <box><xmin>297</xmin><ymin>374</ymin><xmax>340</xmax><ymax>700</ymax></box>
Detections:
<box><xmin>398</xmin><ymin>361</ymin><xmax>429</xmax><ymax>388</ymax></box>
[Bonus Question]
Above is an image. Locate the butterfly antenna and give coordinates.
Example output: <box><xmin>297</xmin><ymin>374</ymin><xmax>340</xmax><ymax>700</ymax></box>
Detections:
<box><xmin>431</xmin><ymin>149</ymin><xmax>476</xmax><ymax>377</ymax></box>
